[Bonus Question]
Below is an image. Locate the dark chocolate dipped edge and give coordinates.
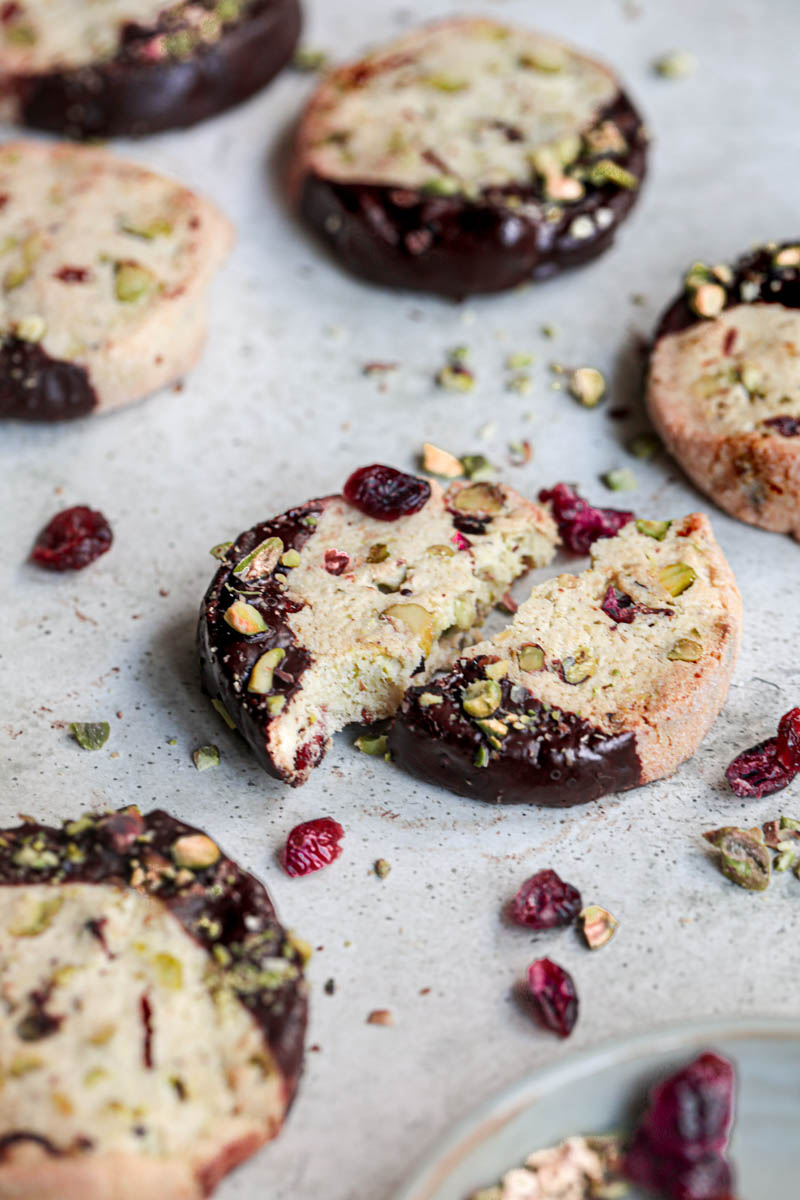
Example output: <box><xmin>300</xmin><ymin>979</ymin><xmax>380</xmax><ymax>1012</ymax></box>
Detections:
<box><xmin>0</xmin><ymin>335</ymin><xmax>97</xmax><ymax>421</ymax></box>
<box><xmin>389</xmin><ymin>656</ymin><xmax>641</xmax><ymax>806</ymax></box>
<box><xmin>656</xmin><ymin>242</ymin><xmax>800</xmax><ymax>339</ymax></box>
<box><xmin>13</xmin><ymin>0</ymin><xmax>301</xmax><ymax>140</ymax></box>
<box><xmin>197</xmin><ymin>501</ymin><xmax>328</xmax><ymax>785</ymax></box>
<box><xmin>0</xmin><ymin>807</ymin><xmax>308</xmax><ymax>1143</ymax></box>
<box><xmin>298</xmin><ymin>91</ymin><xmax>647</xmax><ymax>299</ymax></box>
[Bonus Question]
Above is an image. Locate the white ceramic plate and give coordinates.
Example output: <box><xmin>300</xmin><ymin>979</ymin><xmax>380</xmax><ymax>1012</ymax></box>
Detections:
<box><xmin>394</xmin><ymin>1018</ymin><xmax>800</xmax><ymax>1200</ymax></box>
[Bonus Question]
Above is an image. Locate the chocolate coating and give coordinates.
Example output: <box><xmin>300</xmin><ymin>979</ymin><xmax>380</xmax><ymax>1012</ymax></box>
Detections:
<box><xmin>657</xmin><ymin>242</ymin><xmax>800</xmax><ymax>338</ymax></box>
<box><xmin>198</xmin><ymin>501</ymin><xmax>325</xmax><ymax>782</ymax></box>
<box><xmin>14</xmin><ymin>0</ymin><xmax>301</xmax><ymax>139</ymax></box>
<box><xmin>389</xmin><ymin>656</ymin><xmax>641</xmax><ymax>806</ymax></box>
<box><xmin>299</xmin><ymin>93</ymin><xmax>647</xmax><ymax>299</ymax></box>
<box><xmin>0</xmin><ymin>808</ymin><xmax>307</xmax><ymax>1096</ymax></box>
<box><xmin>0</xmin><ymin>336</ymin><xmax>97</xmax><ymax>421</ymax></box>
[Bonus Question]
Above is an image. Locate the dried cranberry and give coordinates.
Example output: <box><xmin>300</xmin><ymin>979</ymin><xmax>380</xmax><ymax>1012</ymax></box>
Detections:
<box><xmin>324</xmin><ymin>549</ymin><xmax>351</xmax><ymax>575</ymax></box>
<box><xmin>343</xmin><ymin>464</ymin><xmax>431</xmax><ymax>522</ymax></box>
<box><xmin>776</xmin><ymin>707</ymin><xmax>800</xmax><ymax>771</ymax></box>
<box><xmin>526</xmin><ymin>957</ymin><xmax>578</xmax><ymax>1038</ymax></box>
<box><xmin>762</xmin><ymin>416</ymin><xmax>800</xmax><ymax>437</ymax></box>
<box><xmin>509</xmin><ymin>869</ymin><xmax>582</xmax><ymax>930</ymax></box>
<box><xmin>601</xmin><ymin>585</ymin><xmax>638</xmax><ymax>623</ymax></box>
<box><xmin>725</xmin><ymin>736</ymin><xmax>796</xmax><ymax>798</ymax></box>
<box><xmin>623</xmin><ymin>1053</ymin><xmax>736</xmax><ymax>1200</ymax></box>
<box><xmin>281</xmin><ymin>817</ymin><xmax>345</xmax><ymax>877</ymax></box>
<box><xmin>539</xmin><ymin>483</ymin><xmax>633</xmax><ymax>555</ymax></box>
<box><xmin>31</xmin><ymin>505</ymin><xmax>112</xmax><ymax>571</ymax></box>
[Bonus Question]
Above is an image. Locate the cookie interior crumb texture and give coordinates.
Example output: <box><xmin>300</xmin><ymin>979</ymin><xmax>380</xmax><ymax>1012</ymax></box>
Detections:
<box><xmin>390</xmin><ymin>514</ymin><xmax>742</xmax><ymax>805</ymax></box>
<box><xmin>198</xmin><ymin>477</ymin><xmax>558</xmax><ymax>786</ymax></box>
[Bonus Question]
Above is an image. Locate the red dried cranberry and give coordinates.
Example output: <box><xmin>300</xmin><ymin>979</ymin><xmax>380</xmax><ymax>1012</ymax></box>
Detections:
<box><xmin>762</xmin><ymin>416</ymin><xmax>800</xmax><ymax>436</ymax></box>
<box><xmin>601</xmin><ymin>584</ymin><xmax>638</xmax><ymax>623</ymax></box>
<box><xmin>509</xmin><ymin>869</ymin><xmax>582</xmax><ymax>930</ymax></box>
<box><xmin>343</xmin><ymin>464</ymin><xmax>431</xmax><ymax>522</ymax></box>
<box><xmin>31</xmin><ymin>505</ymin><xmax>112</xmax><ymax>572</ymax></box>
<box><xmin>281</xmin><ymin>817</ymin><xmax>344</xmax><ymax>877</ymax></box>
<box><xmin>776</xmin><ymin>706</ymin><xmax>800</xmax><ymax>771</ymax></box>
<box><xmin>54</xmin><ymin>266</ymin><xmax>91</xmax><ymax>284</ymax></box>
<box><xmin>526</xmin><ymin>957</ymin><xmax>578</xmax><ymax>1038</ymax></box>
<box><xmin>324</xmin><ymin>548</ymin><xmax>351</xmax><ymax>575</ymax></box>
<box><xmin>539</xmin><ymin>483</ymin><xmax>633</xmax><ymax>555</ymax></box>
<box><xmin>725</xmin><ymin>736</ymin><xmax>796</xmax><ymax>798</ymax></box>
<box><xmin>623</xmin><ymin>1053</ymin><xmax>736</xmax><ymax>1200</ymax></box>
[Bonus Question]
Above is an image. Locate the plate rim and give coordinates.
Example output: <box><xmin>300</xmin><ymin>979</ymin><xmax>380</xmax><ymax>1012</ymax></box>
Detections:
<box><xmin>392</xmin><ymin>1015</ymin><xmax>800</xmax><ymax>1200</ymax></box>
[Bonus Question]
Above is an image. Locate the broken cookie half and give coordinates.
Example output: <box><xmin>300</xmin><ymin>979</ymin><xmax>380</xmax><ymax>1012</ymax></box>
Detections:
<box><xmin>0</xmin><ymin>140</ymin><xmax>232</xmax><ymax>421</ymax></box>
<box><xmin>391</xmin><ymin>513</ymin><xmax>742</xmax><ymax>805</ymax></box>
<box><xmin>0</xmin><ymin>807</ymin><xmax>307</xmax><ymax>1200</ymax></box>
<box><xmin>198</xmin><ymin>465</ymin><xmax>558</xmax><ymax>786</ymax></box>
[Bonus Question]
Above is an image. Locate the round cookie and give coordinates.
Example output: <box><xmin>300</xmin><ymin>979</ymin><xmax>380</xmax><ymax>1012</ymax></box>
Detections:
<box><xmin>291</xmin><ymin>17</ymin><xmax>647</xmax><ymax>298</ymax></box>
<box><xmin>0</xmin><ymin>0</ymin><xmax>301</xmax><ymax>139</ymax></box>
<box><xmin>648</xmin><ymin>243</ymin><xmax>800</xmax><ymax>539</ymax></box>
<box><xmin>390</xmin><ymin>513</ymin><xmax>742</xmax><ymax>806</ymax></box>
<box><xmin>0</xmin><ymin>140</ymin><xmax>232</xmax><ymax>421</ymax></box>
<box><xmin>0</xmin><ymin>807</ymin><xmax>307</xmax><ymax>1199</ymax></box>
<box><xmin>198</xmin><ymin>466</ymin><xmax>558</xmax><ymax>787</ymax></box>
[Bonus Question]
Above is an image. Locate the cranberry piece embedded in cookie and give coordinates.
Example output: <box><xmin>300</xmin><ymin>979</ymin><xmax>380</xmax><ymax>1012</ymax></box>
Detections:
<box><xmin>526</xmin><ymin>957</ymin><xmax>578</xmax><ymax>1038</ymax></box>
<box><xmin>343</xmin><ymin>464</ymin><xmax>431</xmax><ymax>521</ymax></box>
<box><xmin>539</xmin><ymin>482</ymin><xmax>633</xmax><ymax>554</ymax></box>
<box><xmin>601</xmin><ymin>584</ymin><xmax>638</xmax><ymax>623</ymax></box>
<box><xmin>762</xmin><ymin>416</ymin><xmax>800</xmax><ymax>437</ymax></box>
<box><xmin>281</xmin><ymin>818</ymin><xmax>345</xmax><ymax>877</ymax></box>
<box><xmin>509</xmin><ymin>869</ymin><xmax>582</xmax><ymax>930</ymax></box>
<box><xmin>725</xmin><ymin>736</ymin><xmax>796</xmax><ymax>798</ymax></box>
<box><xmin>30</xmin><ymin>505</ymin><xmax>112</xmax><ymax>571</ymax></box>
<box><xmin>776</xmin><ymin>707</ymin><xmax>800</xmax><ymax>771</ymax></box>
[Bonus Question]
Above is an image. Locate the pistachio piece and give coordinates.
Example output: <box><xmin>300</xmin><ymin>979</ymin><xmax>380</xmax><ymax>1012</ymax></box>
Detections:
<box><xmin>211</xmin><ymin>698</ymin><xmax>236</xmax><ymax>729</ymax></box>
<box><xmin>627</xmin><ymin>433</ymin><xmax>660</xmax><ymax>460</ymax></box>
<box><xmin>668</xmin><ymin>638</ymin><xmax>703</xmax><ymax>663</ymax></box>
<box><xmin>113</xmin><ymin>261</ymin><xmax>155</xmax><ymax>303</ymax></box>
<box><xmin>10</xmin><ymin>895</ymin><xmax>64</xmax><ymax>937</ymax></box>
<box><xmin>636</xmin><ymin>518</ymin><xmax>671</xmax><ymax>541</ymax></box>
<box><xmin>459</xmin><ymin>453</ymin><xmax>494</xmax><ymax>482</ymax></box>
<box><xmin>519</xmin><ymin>46</ymin><xmax>565</xmax><ymax>72</ymax></box>
<box><xmin>561</xmin><ymin>649</ymin><xmax>595</xmax><ymax>685</ymax></box>
<box><xmin>689</xmin><ymin>282</ymin><xmax>726</xmax><ymax>318</ymax></box>
<box><xmin>774</xmin><ymin>245</ymin><xmax>800</xmax><ymax>268</ymax></box>
<box><xmin>475</xmin><ymin>716</ymin><xmax>508</xmax><ymax>739</ymax></box>
<box><xmin>15</xmin><ymin>314</ymin><xmax>46</xmax><ymax>343</ymax></box>
<box><xmin>580</xmin><ymin>905</ymin><xmax>619</xmax><ymax>949</ymax></box>
<box><xmin>421</xmin><ymin>442</ymin><xmax>463</xmax><ymax>478</ymax></box>
<box><xmin>266</xmin><ymin>695</ymin><xmax>286</xmax><ymax>716</ymax></box>
<box><xmin>654</xmin><ymin>49</ymin><xmax>697</xmax><ymax>78</ymax></box>
<box><xmin>602</xmin><ymin>468</ymin><xmax>637</xmax><ymax>492</ymax></box>
<box><xmin>425</xmin><ymin>543</ymin><xmax>454</xmax><ymax>558</ymax></box>
<box><xmin>355</xmin><ymin>733</ymin><xmax>388</xmax><ymax>756</ymax></box>
<box><xmin>172</xmin><ymin>833</ymin><xmax>221</xmax><ymax>870</ymax></box>
<box><xmin>452</xmin><ymin>481</ymin><xmax>504</xmax><ymax>514</ymax></box>
<box><xmin>484</xmin><ymin>659</ymin><xmax>510</xmax><ymax>680</ymax></box>
<box><xmin>462</xmin><ymin>678</ymin><xmax>502</xmax><ymax>719</ymax></box>
<box><xmin>234</xmin><ymin>536</ymin><xmax>284</xmax><ymax>580</ymax></box>
<box><xmin>374</xmin><ymin>858</ymin><xmax>391</xmax><ymax>879</ymax></box>
<box><xmin>517</xmin><ymin>643</ymin><xmax>545</xmax><ymax>672</ymax></box>
<box><xmin>658</xmin><ymin>562</ymin><xmax>697</xmax><ymax>597</ymax></box>
<box><xmin>589</xmin><ymin>159</ymin><xmax>639</xmax><ymax>190</ymax></box>
<box><xmin>280</xmin><ymin>548</ymin><xmax>301</xmax><ymax>569</ymax></box>
<box><xmin>248</xmin><ymin>647</ymin><xmax>286</xmax><ymax>694</ymax></box>
<box><xmin>506</xmin><ymin>352</ymin><xmax>535</xmax><ymax>369</ymax></box>
<box><xmin>223</xmin><ymin>601</ymin><xmax>268</xmax><ymax>635</ymax></box>
<box><xmin>381</xmin><ymin>603</ymin><xmax>435</xmax><ymax>654</ymax></box>
<box><xmin>474</xmin><ymin>744</ymin><xmax>490</xmax><ymax>768</ymax></box>
<box><xmin>436</xmin><ymin>362</ymin><xmax>474</xmax><ymax>391</ymax></box>
<box><xmin>70</xmin><ymin>721</ymin><xmax>110</xmax><ymax>751</ymax></box>
<box><xmin>192</xmin><ymin>744</ymin><xmax>220</xmax><ymax>771</ymax></box>
<box><xmin>120</xmin><ymin>217</ymin><xmax>173</xmax><ymax>239</ymax></box>
<box><xmin>703</xmin><ymin>826</ymin><xmax>771</xmax><ymax>891</ymax></box>
<box><xmin>209</xmin><ymin>541</ymin><xmax>233</xmax><ymax>560</ymax></box>
<box><xmin>569</xmin><ymin>366</ymin><xmax>606</xmax><ymax>408</ymax></box>
<box><xmin>453</xmin><ymin>594</ymin><xmax>476</xmax><ymax>630</ymax></box>
<box><xmin>367</xmin><ymin>543</ymin><xmax>390</xmax><ymax>563</ymax></box>
<box><xmin>153</xmin><ymin>952</ymin><xmax>184</xmax><ymax>990</ymax></box>
<box><xmin>13</xmin><ymin>845</ymin><xmax>58</xmax><ymax>870</ymax></box>
<box><xmin>292</xmin><ymin>46</ymin><xmax>328</xmax><ymax>72</ymax></box>
<box><xmin>418</xmin><ymin>692</ymin><xmax>443</xmax><ymax>708</ymax></box>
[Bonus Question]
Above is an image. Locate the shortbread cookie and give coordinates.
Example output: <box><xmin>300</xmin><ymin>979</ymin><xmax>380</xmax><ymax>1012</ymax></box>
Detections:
<box><xmin>0</xmin><ymin>141</ymin><xmax>232</xmax><ymax>421</ymax></box>
<box><xmin>198</xmin><ymin>465</ymin><xmax>558</xmax><ymax>786</ymax></box>
<box><xmin>0</xmin><ymin>0</ymin><xmax>301</xmax><ymax>139</ymax></box>
<box><xmin>391</xmin><ymin>514</ymin><xmax>741</xmax><ymax>805</ymax></box>
<box><xmin>648</xmin><ymin>243</ymin><xmax>800</xmax><ymax>539</ymax></box>
<box><xmin>0</xmin><ymin>807</ymin><xmax>307</xmax><ymax>1200</ymax></box>
<box><xmin>292</xmin><ymin>17</ymin><xmax>647</xmax><ymax>297</ymax></box>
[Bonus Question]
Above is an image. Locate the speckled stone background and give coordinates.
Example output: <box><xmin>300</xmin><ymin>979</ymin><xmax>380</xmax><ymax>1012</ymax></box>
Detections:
<box><xmin>2</xmin><ymin>1</ymin><xmax>800</xmax><ymax>1197</ymax></box>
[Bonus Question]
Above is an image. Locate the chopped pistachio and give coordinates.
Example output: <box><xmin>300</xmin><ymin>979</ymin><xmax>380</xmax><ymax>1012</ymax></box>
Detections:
<box><xmin>506</xmin><ymin>373</ymin><xmax>533</xmax><ymax>395</ymax></box>
<box><xmin>474</xmin><ymin>744</ymin><xmax>490</xmax><ymax>768</ymax></box>
<box><xmin>422</xmin><ymin>442</ymin><xmax>463</xmax><ymax>478</ymax></box>
<box><xmin>211</xmin><ymin>698</ymin><xmax>236</xmax><ymax>729</ymax></box>
<box><xmin>453</xmin><ymin>594</ymin><xmax>476</xmax><ymax>630</ymax></box>
<box><xmin>580</xmin><ymin>905</ymin><xmax>619</xmax><ymax>949</ymax></box>
<box><xmin>589</xmin><ymin>159</ymin><xmax>639</xmax><ymax>190</ymax></box>
<box><xmin>418</xmin><ymin>692</ymin><xmax>443</xmax><ymax>708</ymax></box>
<box><xmin>291</xmin><ymin>46</ymin><xmax>328</xmax><ymax>72</ymax></box>
<box><xmin>602</xmin><ymin>468</ymin><xmax>637</xmax><ymax>492</ymax></box>
<box><xmin>460</xmin><ymin>453</ymin><xmax>494</xmax><ymax>481</ymax></box>
<box><xmin>667</xmin><ymin>638</ymin><xmax>703</xmax><ymax>663</ymax></box>
<box><xmin>10</xmin><ymin>895</ymin><xmax>64</xmax><ymax>937</ymax></box>
<box><xmin>453</xmin><ymin>481</ymin><xmax>504</xmax><ymax>513</ymax></box>
<box><xmin>658</xmin><ymin>562</ymin><xmax>697</xmax><ymax>597</ymax></box>
<box><xmin>654</xmin><ymin>50</ymin><xmax>697</xmax><ymax>78</ymax></box>
<box><xmin>210</xmin><ymin>541</ymin><xmax>233</xmax><ymax>560</ymax></box>
<box><xmin>13</xmin><ymin>845</ymin><xmax>59</xmax><ymax>870</ymax></box>
<box><xmin>374</xmin><ymin>858</ymin><xmax>391</xmax><ymax>879</ymax></box>
<box><xmin>506</xmin><ymin>352</ymin><xmax>534</xmax><ymax>369</ymax></box>
<box><xmin>381</xmin><ymin>603</ymin><xmax>435</xmax><ymax>654</ymax></box>
<box><xmin>224</xmin><ymin>600</ymin><xmax>268</xmax><ymax>635</ymax></box>
<box><xmin>120</xmin><ymin>217</ymin><xmax>173</xmax><ymax>240</ymax></box>
<box><xmin>689</xmin><ymin>282</ymin><xmax>726</xmax><ymax>318</ymax></box>
<box><xmin>234</xmin><ymin>536</ymin><xmax>284</xmax><ymax>580</ymax></box>
<box><xmin>518</xmin><ymin>46</ymin><xmax>565</xmax><ymax>72</ymax></box>
<box><xmin>153</xmin><ymin>952</ymin><xmax>184</xmax><ymax>990</ymax></box>
<box><xmin>484</xmin><ymin>659</ymin><xmax>510</xmax><ymax>681</ymax></box>
<box><xmin>192</xmin><ymin>744</ymin><xmax>220</xmax><ymax>771</ymax></box>
<box><xmin>15</xmin><ymin>314</ymin><xmax>46</xmax><ymax>342</ymax></box>
<box><xmin>70</xmin><ymin>722</ymin><xmax>110</xmax><ymax>751</ymax></box>
<box><xmin>541</xmin><ymin>324</ymin><xmax>557</xmax><ymax>338</ymax></box>
<box><xmin>248</xmin><ymin>647</ymin><xmax>286</xmax><ymax>695</ymax></box>
<box><xmin>113</xmin><ymin>261</ymin><xmax>155</xmax><ymax>303</ymax></box>
<box><xmin>569</xmin><ymin>366</ymin><xmax>606</xmax><ymax>407</ymax></box>
<box><xmin>627</xmin><ymin>433</ymin><xmax>660</xmax><ymax>460</ymax></box>
<box><xmin>367</xmin><ymin>543</ymin><xmax>390</xmax><ymax>563</ymax></box>
<box><xmin>703</xmin><ymin>826</ymin><xmax>770</xmax><ymax>891</ymax></box>
<box><xmin>561</xmin><ymin>649</ymin><xmax>595</xmax><ymax>685</ymax></box>
<box><xmin>425</xmin><ymin>73</ymin><xmax>468</xmax><ymax>91</ymax></box>
<box><xmin>436</xmin><ymin>362</ymin><xmax>474</xmax><ymax>391</ymax></box>
<box><xmin>172</xmin><ymin>834</ymin><xmax>221</xmax><ymax>870</ymax></box>
<box><xmin>425</xmin><ymin>543</ymin><xmax>454</xmax><ymax>558</ymax></box>
<box><xmin>462</xmin><ymin>678</ymin><xmax>502</xmax><ymax>719</ymax></box>
<box><xmin>280</xmin><ymin>548</ymin><xmax>301</xmax><ymax>568</ymax></box>
<box><xmin>266</xmin><ymin>695</ymin><xmax>286</xmax><ymax>716</ymax></box>
<box><xmin>422</xmin><ymin>176</ymin><xmax>462</xmax><ymax>197</ymax></box>
<box><xmin>355</xmin><ymin>733</ymin><xmax>388</xmax><ymax>757</ymax></box>
<box><xmin>636</xmin><ymin>518</ymin><xmax>671</xmax><ymax>541</ymax></box>
<box><xmin>517</xmin><ymin>643</ymin><xmax>545</xmax><ymax>672</ymax></box>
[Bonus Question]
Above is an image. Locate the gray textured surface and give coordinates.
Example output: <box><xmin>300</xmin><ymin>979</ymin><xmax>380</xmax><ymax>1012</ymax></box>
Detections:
<box><xmin>1</xmin><ymin>2</ymin><xmax>799</xmax><ymax>1198</ymax></box>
